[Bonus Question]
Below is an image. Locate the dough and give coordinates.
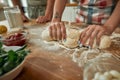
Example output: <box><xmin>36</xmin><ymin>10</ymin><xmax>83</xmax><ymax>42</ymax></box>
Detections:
<box><xmin>41</xmin><ymin>28</ymin><xmax>111</xmax><ymax>49</ymax></box>
<box><xmin>62</xmin><ymin>38</ymin><xmax>79</xmax><ymax>48</ymax></box>
<box><xmin>99</xmin><ymin>35</ymin><xmax>111</xmax><ymax>49</ymax></box>
<box><xmin>41</xmin><ymin>29</ymin><xmax>53</xmax><ymax>41</ymax></box>
<box><xmin>62</xmin><ymin>28</ymin><xmax>81</xmax><ymax>48</ymax></box>
<box><xmin>86</xmin><ymin>35</ymin><xmax>111</xmax><ymax>49</ymax></box>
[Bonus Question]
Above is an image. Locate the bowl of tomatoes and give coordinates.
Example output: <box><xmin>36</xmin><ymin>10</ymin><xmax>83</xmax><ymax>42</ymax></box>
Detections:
<box><xmin>3</xmin><ymin>32</ymin><xmax>27</xmax><ymax>46</ymax></box>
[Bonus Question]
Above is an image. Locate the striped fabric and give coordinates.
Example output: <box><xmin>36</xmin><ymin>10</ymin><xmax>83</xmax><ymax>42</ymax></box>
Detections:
<box><xmin>76</xmin><ymin>0</ymin><xmax>116</xmax><ymax>24</ymax></box>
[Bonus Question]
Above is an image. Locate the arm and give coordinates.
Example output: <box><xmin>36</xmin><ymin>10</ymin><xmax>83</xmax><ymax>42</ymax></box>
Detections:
<box><xmin>12</xmin><ymin>0</ymin><xmax>24</xmax><ymax>15</ymax></box>
<box><xmin>45</xmin><ymin>0</ymin><xmax>55</xmax><ymax>18</ymax></box>
<box><xmin>52</xmin><ymin>0</ymin><xmax>67</xmax><ymax>22</ymax></box>
<box><xmin>80</xmin><ymin>0</ymin><xmax>120</xmax><ymax>48</ymax></box>
<box><xmin>48</xmin><ymin>0</ymin><xmax>67</xmax><ymax>40</ymax></box>
<box><xmin>12</xmin><ymin>0</ymin><xmax>29</xmax><ymax>22</ymax></box>
<box><xmin>104</xmin><ymin>0</ymin><xmax>120</xmax><ymax>34</ymax></box>
<box><xmin>36</xmin><ymin>0</ymin><xmax>55</xmax><ymax>23</ymax></box>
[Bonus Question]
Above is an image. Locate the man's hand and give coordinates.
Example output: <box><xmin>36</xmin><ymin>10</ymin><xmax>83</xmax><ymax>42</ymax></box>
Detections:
<box><xmin>79</xmin><ymin>25</ymin><xmax>111</xmax><ymax>48</ymax></box>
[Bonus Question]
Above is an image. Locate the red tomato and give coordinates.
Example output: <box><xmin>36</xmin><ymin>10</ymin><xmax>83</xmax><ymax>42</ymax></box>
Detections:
<box><xmin>3</xmin><ymin>33</ymin><xmax>26</xmax><ymax>46</ymax></box>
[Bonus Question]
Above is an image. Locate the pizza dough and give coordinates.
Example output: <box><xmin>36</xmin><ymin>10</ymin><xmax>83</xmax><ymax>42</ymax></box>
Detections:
<box><xmin>62</xmin><ymin>28</ymin><xmax>81</xmax><ymax>48</ymax></box>
<box><xmin>41</xmin><ymin>28</ymin><xmax>111</xmax><ymax>49</ymax></box>
<box><xmin>86</xmin><ymin>35</ymin><xmax>112</xmax><ymax>49</ymax></box>
<box><xmin>41</xmin><ymin>29</ymin><xmax>53</xmax><ymax>41</ymax></box>
<box><xmin>99</xmin><ymin>35</ymin><xmax>111</xmax><ymax>49</ymax></box>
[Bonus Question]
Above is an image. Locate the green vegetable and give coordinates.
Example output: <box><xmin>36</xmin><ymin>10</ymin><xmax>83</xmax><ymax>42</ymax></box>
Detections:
<box><xmin>0</xmin><ymin>54</ymin><xmax>8</xmax><ymax>67</ymax></box>
<box><xmin>0</xmin><ymin>41</ymin><xmax>30</xmax><ymax>76</ymax></box>
<box><xmin>15</xmin><ymin>45</ymin><xmax>27</xmax><ymax>52</ymax></box>
<box><xmin>0</xmin><ymin>42</ymin><xmax>3</xmax><ymax>49</ymax></box>
<box><xmin>0</xmin><ymin>68</ymin><xmax>3</xmax><ymax>76</ymax></box>
<box><xmin>8</xmin><ymin>50</ymin><xmax>18</xmax><ymax>62</ymax></box>
<box><xmin>3</xmin><ymin>61</ymin><xmax>15</xmax><ymax>73</ymax></box>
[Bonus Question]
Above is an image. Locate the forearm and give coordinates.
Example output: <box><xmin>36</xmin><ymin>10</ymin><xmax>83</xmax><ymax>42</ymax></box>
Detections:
<box><xmin>104</xmin><ymin>0</ymin><xmax>120</xmax><ymax>34</ymax></box>
<box><xmin>45</xmin><ymin>0</ymin><xmax>55</xmax><ymax>16</ymax></box>
<box><xmin>52</xmin><ymin>0</ymin><xmax>67</xmax><ymax>22</ymax></box>
<box><xmin>12</xmin><ymin>0</ymin><xmax>24</xmax><ymax>14</ymax></box>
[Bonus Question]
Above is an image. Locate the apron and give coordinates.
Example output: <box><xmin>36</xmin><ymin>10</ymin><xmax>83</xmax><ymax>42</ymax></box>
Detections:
<box><xmin>76</xmin><ymin>0</ymin><xmax>117</xmax><ymax>24</ymax></box>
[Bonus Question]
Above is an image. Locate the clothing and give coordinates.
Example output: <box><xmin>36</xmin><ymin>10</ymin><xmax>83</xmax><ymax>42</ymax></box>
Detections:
<box><xmin>21</xmin><ymin>0</ymin><xmax>47</xmax><ymax>19</ymax></box>
<box><xmin>0</xmin><ymin>3</ymin><xmax>6</xmax><ymax>21</ymax></box>
<box><xmin>76</xmin><ymin>0</ymin><xmax>117</xmax><ymax>24</ymax></box>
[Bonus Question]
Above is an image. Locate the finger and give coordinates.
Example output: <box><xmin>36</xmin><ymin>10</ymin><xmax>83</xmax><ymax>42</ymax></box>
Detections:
<box><xmin>60</xmin><ymin>22</ymin><xmax>66</xmax><ymax>40</ymax></box>
<box><xmin>49</xmin><ymin>25</ymin><xmax>53</xmax><ymax>38</ymax></box>
<box><xmin>37</xmin><ymin>16</ymin><xmax>42</xmax><ymax>23</ymax></box>
<box><xmin>52</xmin><ymin>24</ymin><xmax>57</xmax><ymax>40</ymax></box>
<box><xmin>39</xmin><ymin>16</ymin><xmax>44</xmax><ymax>23</ymax></box>
<box><xmin>80</xmin><ymin>25</ymin><xmax>95</xmax><ymax>45</ymax></box>
<box><xmin>80</xmin><ymin>27</ymin><xmax>89</xmax><ymax>40</ymax></box>
<box><xmin>41</xmin><ymin>17</ymin><xmax>47</xmax><ymax>23</ymax></box>
<box><xmin>89</xmin><ymin>28</ymin><xmax>99</xmax><ymax>48</ymax></box>
<box><xmin>96</xmin><ymin>30</ymin><xmax>104</xmax><ymax>46</ymax></box>
<box><xmin>36</xmin><ymin>17</ymin><xmax>39</xmax><ymax>23</ymax></box>
<box><xmin>56</xmin><ymin>23</ymin><xmax>62</xmax><ymax>40</ymax></box>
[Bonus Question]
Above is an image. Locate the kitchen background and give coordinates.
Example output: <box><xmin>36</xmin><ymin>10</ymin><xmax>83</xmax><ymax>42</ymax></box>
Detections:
<box><xmin>0</xmin><ymin>0</ymin><xmax>78</xmax><ymax>22</ymax></box>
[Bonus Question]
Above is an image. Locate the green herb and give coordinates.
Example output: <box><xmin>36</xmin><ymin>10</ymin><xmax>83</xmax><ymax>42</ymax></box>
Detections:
<box><xmin>0</xmin><ymin>41</ymin><xmax>30</xmax><ymax>76</ymax></box>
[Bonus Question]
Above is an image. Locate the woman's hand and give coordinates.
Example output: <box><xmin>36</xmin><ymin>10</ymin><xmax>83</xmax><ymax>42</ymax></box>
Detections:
<box><xmin>49</xmin><ymin>20</ymin><xmax>66</xmax><ymax>40</ymax></box>
<box><xmin>79</xmin><ymin>25</ymin><xmax>111</xmax><ymax>48</ymax></box>
<box><xmin>21</xmin><ymin>14</ymin><xmax>29</xmax><ymax>22</ymax></box>
<box><xmin>36</xmin><ymin>14</ymin><xmax>52</xmax><ymax>23</ymax></box>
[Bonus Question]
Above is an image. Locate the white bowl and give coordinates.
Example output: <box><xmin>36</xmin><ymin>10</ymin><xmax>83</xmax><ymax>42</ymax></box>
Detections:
<box><xmin>3</xmin><ymin>46</ymin><xmax>22</xmax><ymax>51</ymax></box>
<box><xmin>84</xmin><ymin>55</ymin><xmax>120</xmax><ymax>80</ymax></box>
<box><xmin>0</xmin><ymin>46</ymin><xmax>25</xmax><ymax>80</ymax></box>
<box><xmin>0</xmin><ymin>60</ymin><xmax>25</xmax><ymax>80</ymax></box>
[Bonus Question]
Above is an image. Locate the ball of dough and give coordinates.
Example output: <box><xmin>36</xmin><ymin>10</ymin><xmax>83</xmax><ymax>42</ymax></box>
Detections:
<box><xmin>62</xmin><ymin>28</ymin><xmax>81</xmax><ymax>48</ymax></box>
<box><xmin>62</xmin><ymin>38</ymin><xmax>79</xmax><ymax>48</ymax></box>
<box><xmin>66</xmin><ymin>28</ymin><xmax>80</xmax><ymax>39</ymax></box>
<box><xmin>85</xmin><ymin>35</ymin><xmax>111</xmax><ymax>49</ymax></box>
<box><xmin>41</xmin><ymin>29</ymin><xmax>53</xmax><ymax>41</ymax></box>
<box><xmin>99</xmin><ymin>35</ymin><xmax>111</xmax><ymax>49</ymax></box>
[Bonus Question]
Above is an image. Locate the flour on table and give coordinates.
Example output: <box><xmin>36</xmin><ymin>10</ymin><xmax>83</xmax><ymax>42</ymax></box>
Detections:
<box><xmin>41</xmin><ymin>29</ymin><xmax>53</xmax><ymax>41</ymax></box>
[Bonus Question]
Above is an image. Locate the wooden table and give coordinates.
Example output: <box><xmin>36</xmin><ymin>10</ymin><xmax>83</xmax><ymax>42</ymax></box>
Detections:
<box><xmin>14</xmin><ymin>46</ymin><xmax>83</xmax><ymax>80</ymax></box>
<box><xmin>12</xmin><ymin>21</ymin><xmax>83</xmax><ymax>80</ymax></box>
<box><xmin>1</xmin><ymin>20</ymin><xmax>120</xmax><ymax>80</ymax></box>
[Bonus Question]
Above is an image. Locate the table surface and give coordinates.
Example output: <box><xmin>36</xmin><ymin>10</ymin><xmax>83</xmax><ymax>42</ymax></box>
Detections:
<box><xmin>7</xmin><ymin>21</ymin><xmax>83</xmax><ymax>80</ymax></box>
<box><xmin>0</xmin><ymin>20</ymin><xmax>120</xmax><ymax>80</ymax></box>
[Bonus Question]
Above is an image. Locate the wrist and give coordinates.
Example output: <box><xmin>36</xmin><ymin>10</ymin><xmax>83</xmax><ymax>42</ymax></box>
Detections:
<box><xmin>103</xmin><ymin>24</ymin><xmax>115</xmax><ymax>34</ymax></box>
<box><xmin>51</xmin><ymin>18</ymin><xmax>61</xmax><ymax>22</ymax></box>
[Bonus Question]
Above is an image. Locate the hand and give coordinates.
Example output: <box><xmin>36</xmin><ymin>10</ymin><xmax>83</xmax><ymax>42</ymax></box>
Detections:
<box><xmin>49</xmin><ymin>20</ymin><xmax>66</xmax><ymax>40</ymax></box>
<box><xmin>79</xmin><ymin>25</ymin><xmax>110</xmax><ymax>48</ymax></box>
<box><xmin>21</xmin><ymin>14</ymin><xmax>29</xmax><ymax>22</ymax></box>
<box><xmin>36</xmin><ymin>14</ymin><xmax>52</xmax><ymax>23</ymax></box>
